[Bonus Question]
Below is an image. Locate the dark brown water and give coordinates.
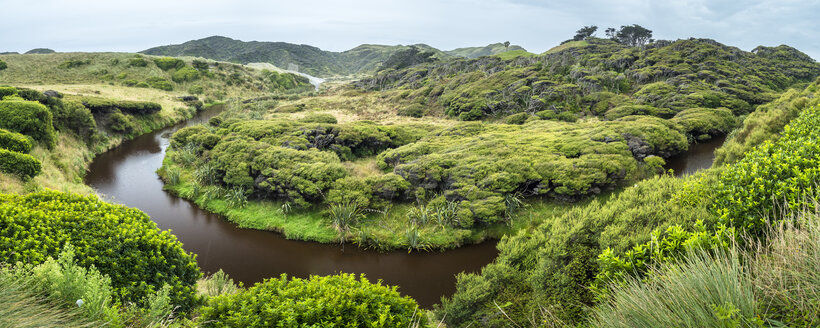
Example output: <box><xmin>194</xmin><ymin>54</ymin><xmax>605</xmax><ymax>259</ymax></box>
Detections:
<box><xmin>85</xmin><ymin>106</ymin><xmax>498</xmax><ymax>308</ymax></box>
<box><xmin>665</xmin><ymin>135</ymin><xmax>726</xmax><ymax>177</ymax></box>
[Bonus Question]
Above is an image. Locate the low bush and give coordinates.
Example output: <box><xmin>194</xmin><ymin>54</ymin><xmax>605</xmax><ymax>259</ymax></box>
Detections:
<box><xmin>0</xmin><ymin>128</ymin><xmax>32</xmax><ymax>153</ymax></box>
<box><xmin>127</xmin><ymin>57</ymin><xmax>147</xmax><ymax>67</ymax></box>
<box><xmin>0</xmin><ymin>99</ymin><xmax>56</xmax><ymax>148</ymax></box>
<box><xmin>0</xmin><ymin>59</ymin><xmax>7</xmax><ymax>70</ymax></box>
<box><xmin>504</xmin><ymin>112</ymin><xmax>529</xmax><ymax>124</ymax></box>
<box><xmin>0</xmin><ymin>148</ymin><xmax>41</xmax><ymax>178</ymax></box>
<box><xmin>146</xmin><ymin>77</ymin><xmax>173</xmax><ymax>91</ymax></box>
<box><xmin>80</xmin><ymin>96</ymin><xmax>161</xmax><ymax>115</ymax></box>
<box><xmin>153</xmin><ymin>57</ymin><xmax>185</xmax><ymax>71</ymax></box>
<box><xmin>53</xmin><ymin>100</ymin><xmax>97</xmax><ymax>139</ymax></box>
<box><xmin>171</xmin><ymin>66</ymin><xmax>199</xmax><ymax>83</ymax></box>
<box><xmin>0</xmin><ymin>86</ymin><xmax>15</xmax><ymax>98</ymax></box>
<box><xmin>398</xmin><ymin>104</ymin><xmax>425</xmax><ymax>118</ymax></box>
<box><xmin>0</xmin><ymin>190</ymin><xmax>201</xmax><ymax>311</ymax></box>
<box><xmin>188</xmin><ymin>85</ymin><xmax>204</xmax><ymax>94</ymax></box>
<box><xmin>198</xmin><ymin>273</ymin><xmax>426</xmax><ymax>327</ymax></box>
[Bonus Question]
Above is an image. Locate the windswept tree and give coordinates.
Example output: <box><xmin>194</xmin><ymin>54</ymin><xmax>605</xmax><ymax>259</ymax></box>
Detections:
<box><xmin>608</xmin><ymin>24</ymin><xmax>653</xmax><ymax>47</ymax></box>
<box><xmin>573</xmin><ymin>25</ymin><xmax>598</xmax><ymax>41</ymax></box>
<box><xmin>503</xmin><ymin>41</ymin><xmax>511</xmax><ymax>50</ymax></box>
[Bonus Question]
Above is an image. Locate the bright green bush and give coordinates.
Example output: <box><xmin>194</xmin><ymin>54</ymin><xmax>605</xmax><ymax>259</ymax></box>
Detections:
<box><xmin>504</xmin><ymin>112</ymin><xmax>529</xmax><ymax>124</ymax></box>
<box><xmin>299</xmin><ymin>113</ymin><xmax>337</xmax><ymax>124</ymax></box>
<box><xmin>198</xmin><ymin>273</ymin><xmax>426</xmax><ymax>328</ymax></box>
<box><xmin>0</xmin><ymin>148</ymin><xmax>41</xmax><ymax>178</ymax></box>
<box><xmin>127</xmin><ymin>57</ymin><xmax>147</xmax><ymax>67</ymax></box>
<box><xmin>146</xmin><ymin>77</ymin><xmax>173</xmax><ymax>91</ymax></box>
<box><xmin>0</xmin><ymin>100</ymin><xmax>55</xmax><ymax>148</ymax></box>
<box><xmin>0</xmin><ymin>128</ymin><xmax>32</xmax><ymax>153</ymax></box>
<box><xmin>670</xmin><ymin>107</ymin><xmax>736</xmax><ymax>139</ymax></box>
<box><xmin>188</xmin><ymin>85</ymin><xmax>204</xmax><ymax>94</ymax></box>
<box><xmin>171</xmin><ymin>66</ymin><xmax>200</xmax><ymax>83</ymax></box>
<box><xmin>0</xmin><ymin>86</ymin><xmax>15</xmax><ymax>98</ymax></box>
<box><xmin>153</xmin><ymin>57</ymin><xmax>185</xmax><ymax>71</ymax></box>
<box><xmin>0</xmin><ymin>190</ymin><xmax>201</xmax><ymax>311</ymax></box>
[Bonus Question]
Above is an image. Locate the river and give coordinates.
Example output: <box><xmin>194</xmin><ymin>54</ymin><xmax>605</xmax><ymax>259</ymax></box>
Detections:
<box><xmin>85</xmin><ymin>105</ymin><xmax>725</xmax><ymax>308</ymax></box>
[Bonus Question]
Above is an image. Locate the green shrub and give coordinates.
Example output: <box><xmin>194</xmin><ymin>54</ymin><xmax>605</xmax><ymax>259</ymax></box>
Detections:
<box><xmin>57</xmin><ymin>59</ymin><xmax>90</xmax><ymax>69</ymax></box>
<box><xmin>605</xmin><ymin>105</ymin><xmax>675</xmax><ymax>120</ymax></box>
<box><xmin>0</xmin><ymin>86</ymin><xmax>15</xmax><ymax>98</ymax></box>
<box><xmin>108</xmin><ymin>112</ymin><xmax>134</xmax><ymax>133</ymax></box>
<box><xmin>127</xmin><ymin>57</ymin><xmax>147</xmax><ymax>67</ymax></box>
<box><xmin>0</xmin><ymin>148</ymin><xmax>41</xmax><ymax>178</ymax></box>
<box><xmin>198</xmin><ymin>273</ymin><xmax>426</xmax><ymax>327</ymax></box>
<box><xmin>146</xmin><ymin>77</ymin><xmax>173</xmax><ymax>91</ymax></box>
<box><xmin>188</xmin><ymin>85</ymin><xmax>204</xmax><ymax>94</ymax></box>
<box><xmin>590</xmin><ymin>249</ymin><xmax>758</xmax><ymax>328</ymax></box>
<box><xmin>135</xmin><ymin>82</ymin><xmax>150</xmax><ymax>88</ymax></box>
<box><xmin>54</xmin><ymin>100</ymin><xmax>97</xmax><ymax>139</ymax></box>
<box><xmin>122</xmin><ymin>79</ymin><xmax>138</xmax><ymax>87</ymax></box>
<box><xmin>670</xmin><ymin>107</ymin><xmax>736</xmax><ymax>139</ymax></box>
<box><xmin>398</xmin><ymin>104</ymin><xmax>425</xmax><ymax>118</ymax></box>
<box><xmin>153</xmin><ymin>57</ymin><xmax>185</xmax><ymax>71</ymax></box>
<box><xmin>171</xmin><ymin>66</ymin><xmax>199</xmax><ymax>83</ymax></box>
<box><xmin>192</xmin><ymin>60</ymin><xmax>209</xmax><ymax>72</ymax></box>
<box><xmin>0</xmin><ymin>100</ymin><xmax>56</xmax><ymax>148</ymax></box>
<box><xmin>80</xmin><ymin>96</ymin><xmax>161</xmax><ymax>115</ymax></box>
<box><xmin>0</xmin><ymin>60</ymin><xmax>7</xmax><ymax>70</ymax></box>
<box><xmin>0</xmin><ymin>190</ymin><xmax>201</xmax><ymax>311</ymax></box>
<box><xmin>0</xmin><ymin>128</ymin><xmax>32</xmax><ymax>153</ymax></box>
<box><xmin>299</xmin><ymin>113</ymin><xmax>337</xmax><ymax>124</ymax></box>
<box><xmin>504</xmin><ymin>112</ymin><xmax>529</xmax><ymax>124</ymax></box>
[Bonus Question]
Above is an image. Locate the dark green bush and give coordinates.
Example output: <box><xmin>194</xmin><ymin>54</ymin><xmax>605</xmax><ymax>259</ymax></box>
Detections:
<box><xmin>127</xmin><ymin>57</ymin><xmax>147</xmax><ymax>67</ymax></box>
<box><xmin>152</xmin><ymin>57</ymin><xmax>185</xmax><ymax>71</ymax></box>
<box><xmin>80</xmin><ymin>96</ymin><xmax>161</xmax><ymax>115</ymax></box>
<box><xmin>0</xmin><ymin>190</ymin><xmax>200</xmax><ymax>310</ymax></box>
<box><xmin>54</xmin><ymin>100</ymin><xmax>97</xmax><ymax>139</ymax></box>
<box><xmin>0</xmin><ymin>86</ymin><xmax>15</xmax><ymax>99</ymax></box>
<box><xmin>0</xmin><ymin>60</ymin><xmax>7</xmax><ymax>70</ymax></box>
<box><xmin>135</xmin><ymin>82</ymin><xmax>150</xmax><ymax>88</ymax></box>
<box><xmin>108</xmin><ymin>112</ymin><xmax>134</xmax><ymax>133</ymax></box>
<box><xmin>398</xmin><ymin>104</ymin><xmax>425</xmax><ymax>118</ymax></box>
<box><xmin>0</xmin><ymin>148</ymin><xmax>41</xmax><ymax>178</ymax></box>
<box><xmin>122</xmin><ymin>79</ymin><xmax>138</xmax><ymax>87</ymax></box>
<box><xmin>198</xmin><ymin>273</ymin><xmax>425</xmax><ymax>327</ymax></box>
<box><xmin>171</xmin><ymin>66</ymin><xmax>199</xmax><ymax>83</ymax></box>
<box><xmin>0</xmin><ymin>128</ymin><xmax>32</xmax><ymax>153</ymax></box>
<box><xmin>191</xmin><ymin>60</ymin><xmax>209</xmax><ymax>72</ymax></box>
<box><xmin>0</xmin><ymin>100</ymin><xmax>56</xmax><ymax>148</ymax></box>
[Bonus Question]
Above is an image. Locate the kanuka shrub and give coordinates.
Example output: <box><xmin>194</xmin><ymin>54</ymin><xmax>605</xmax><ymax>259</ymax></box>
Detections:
<box><xmin>0</xmin><ymin>128</ymin><xmax>32</xmax><ymax>153</ymax></box>
<box><xmin>0</xmin><ymin>190</ymin><xmax>201</xmax><ymax>311</ymax></box>
<box><xmin>0</xmin><ymin>148</ymin><xmax>41</xmax><ymax>178</ymax></box>
<box><xmin>153</xmin><ymin>57</ymin><xmax>185</xmax><ymax>71</ymax></box>
<box><xmin>198</xmin><ymin>273</ymin><xmax>426</xmax><ymax>328</ymax></box>
<box><xmin>0</xmin><ymin>100</ymin><xmax>56</xmax><ymax>148</ymax></box>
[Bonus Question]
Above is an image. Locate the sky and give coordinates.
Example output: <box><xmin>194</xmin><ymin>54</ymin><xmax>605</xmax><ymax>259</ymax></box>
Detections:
<box><xmin>1</xmin><ymin>0</ymin><xmax>818</xmax><ymax>60</ymax></box>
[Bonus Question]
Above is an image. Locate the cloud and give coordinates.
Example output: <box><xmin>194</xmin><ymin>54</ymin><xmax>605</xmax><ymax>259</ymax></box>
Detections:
<box><xmin>0</xmin><ymin>0</ymin><xmax>817</xmax><ymax>59</ymax></box>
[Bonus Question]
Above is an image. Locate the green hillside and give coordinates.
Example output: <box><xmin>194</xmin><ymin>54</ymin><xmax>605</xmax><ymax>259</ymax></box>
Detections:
<box><xmin>444</xmin><ymin>42</ymin><xmax>527</xmax><ymax>58</ymax></box>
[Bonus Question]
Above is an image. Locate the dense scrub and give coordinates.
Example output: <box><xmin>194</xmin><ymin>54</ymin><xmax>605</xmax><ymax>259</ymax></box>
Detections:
<box><xmin>0</xmin><ymin>99</ymin><xmax>56</xmax><ymax>148</ymax></box>
<box><xmin>0</xmin><ymin>190</ymin><xmax>200</xmax><ymax>311</ymax></box>
<box><xmin>0</xmin><ymin>128</ymin><xmax>32</xmax><ymax>153</ymax></box>
<box><xmin>357</xmin><ymin>38</ymin><xmax>819</xmax><ymax>123</ymax></box>
<box><xmin>198</xmin><ymin>273</ymin><xmax>426</xmax><ymax>327</ymax></box>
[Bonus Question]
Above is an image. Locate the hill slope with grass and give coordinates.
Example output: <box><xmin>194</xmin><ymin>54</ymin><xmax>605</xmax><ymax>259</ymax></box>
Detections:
<box><xmin>141</xmin><ymin>36</ymin><xmax>528</xmax><ymax>77</ymax></box>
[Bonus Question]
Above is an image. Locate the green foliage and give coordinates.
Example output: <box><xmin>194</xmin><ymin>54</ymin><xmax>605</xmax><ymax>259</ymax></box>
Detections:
<box><xmin>57</xmin><ymin>59</ymin><xmax>91</xmax><ymax>69</ymax></box>
<box><xmin>260</xmin><ymin>70</ymin><xmax>312</xmax><ymax>93</ymax></box>
<box><xmin>0</xmin><ymin>99</ymin><xmax>56</xmax><ymax>148</ymax></box>
<box><xmin>146</xmin><ymin>77</ymin><xmax>174</xmax><ymax>91</ymax></box>
<box><xmin>398</xmin><ymin>103</ymin><xmax>426</xmax><ymax>118</ymax></box>
<box><xmin>0</xmin><ymin>190</ymin><xmax>201</xmax><ymax>311</ymax></box>
<box><xmin>590</xmin><ymin>249</ymin><xmax>759</xmax><ymax>328</ymax></box>
<box><xmin>504</xmin><ymin>112</ymin><xmax>529</xmax><ymax>124</ymax></box>
<box><xmin>54</xmin><ymin>100</ymin><xmax>97</xmax><ymax>139</ymax></box>
<box><xmin>107</xmin><ymin>112</ymin><xmax>135</xmax><ymax>133</ymax></box>
<box><xmin>127</xmin><ymin>57</ymin><xmax>148</xmax><ymax>67</ymax></box>
<box><xmin>379</xmin><ymin>118</ymin><xmax>687</xmax><ymax>226</ymax></box>
<box><xmin>79</xmin><ymin>96</ymin><xmax>162</xmax><ymax>115</ymax></box>
<box><xmin>0</xmin><ymin>86</ymin><xmax>16</xmax><ymax>98</ymax></box>
<box><xmin>0</xmin><ymin>148</ymin><xmax>41</xmax><ymax>178</ymax></box>
<box><xmin>188</xmin><ymin>85</ymin><xmax>204</xmax><ymax>94</ymax></box>
<box><xmin>0</xmin><ymin>128</ymin><xmax>32</xmax><ymax>153</ymax></box>
<box><xmin>670</xmin><ymin>107</ymin><xmax>736</xmax><ymax>139</ymax></box>
<box><xmin>379</xmin><ymin>46</ymin><xmax>438</xmax><ymax>71</ymax></box>
<box><xmin>153</xmin><ymin>57</ymin><xmax>185</xmax><ymax>71</ymax></box>
<box><xmin>171</xmin><ymin>66</ymin><xmax>200</xmax><ymax>83</ymax></box>
<box><xmin>438</xmin><ymin>175</ymin><xmax>711</xmax><ymax>325</ymax></box>
<box><xmin>0</xmin><ymin>59</ymin><xmax>7</xmax><ymax>70</ymax></box>
<box><xmin>0</xmin><ymin>270</ymin><xmax>101</xmax><ymax>327</ymax></box>
<box><xmin>199</xmin><ymin>269</ymin><xmax>239</xmax><ymax>298</ymax></box>
<box><xmin>198</xmin><ymin>273</ymin><xmax>426</xmax><ymax>327</ymax></box>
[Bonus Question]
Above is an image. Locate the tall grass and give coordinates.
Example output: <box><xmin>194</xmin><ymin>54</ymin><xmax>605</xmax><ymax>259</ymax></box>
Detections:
<box><xmin>590</xmin><ymin>248</ymin><xmax>758</xmax><ymax>328</ymax></box>
<box><xmin>0</xmin><ymin>274</ymin><xmax>98</xmax><ymax>328</ymax></box>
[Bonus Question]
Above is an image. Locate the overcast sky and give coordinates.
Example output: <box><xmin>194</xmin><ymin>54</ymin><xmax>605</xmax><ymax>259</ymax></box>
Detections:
<box><xmin>1</xmin><ymin>0</ymin><xmax>818</xmax><ymax>59</ymax></box>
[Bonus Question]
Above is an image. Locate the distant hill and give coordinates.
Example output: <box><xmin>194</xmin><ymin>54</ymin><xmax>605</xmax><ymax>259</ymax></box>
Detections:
<box><xmin>445</xmin><ymin>42</ymin><xmax>527</xmax><ymax>58</ymax></box>
<box><xmin>141</xmin><ymin>36</ymin><xmax>525</xmax><ymax>77</ymax></box>
<box><xmin>25</xmin><ymin>48</ymin><xmax>56</xmax><ymax>54</ymax></box>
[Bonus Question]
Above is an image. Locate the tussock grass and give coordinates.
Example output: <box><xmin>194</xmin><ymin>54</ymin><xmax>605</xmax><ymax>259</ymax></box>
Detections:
<box><xmin>0</xmin><ymin>271</ymin><xmax>99</xmax><ymax>328</ymax></box>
